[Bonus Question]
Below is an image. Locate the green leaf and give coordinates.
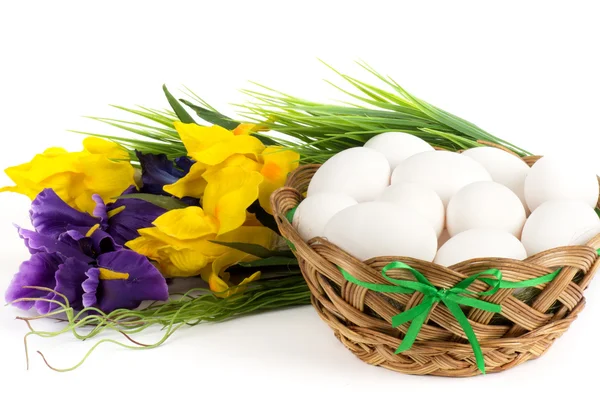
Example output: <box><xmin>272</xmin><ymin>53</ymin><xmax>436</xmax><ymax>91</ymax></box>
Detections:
<box><xmin>239</xmin><ymin>257</ymin><xmax>299</xmax><ymax>267</ymax></box>
<box><xmin>115</xmin><ymin>194</ymin><xmax>189</xmax><ymax>210</ymax></box>
<box><xmin>209</xmin><ymin>241</ymin><xmax>294</xmax><ymax>259</ymax></box>
<box><xmin>595</xmin><ymin>208</ymin><xmax>600</xmax><ymax>218</ymax></box>
<box><xmin>180</xmin><ymin>99</ymin><xmax>239</xmax><ymax>130</ymax></box>
<box><xmin>252</xmin><ymin>133</ymin><xmax>281</xmax><ymax>146</ymax></box>
<box><xmin>247</xmin><ymin>201</ymin><xmax>279</xmax><ymax>233</ymax></box>
<box><xmin>163</xmin><ymin>85</ymin><xmax>195</xmax><ymax>124</ymax></box>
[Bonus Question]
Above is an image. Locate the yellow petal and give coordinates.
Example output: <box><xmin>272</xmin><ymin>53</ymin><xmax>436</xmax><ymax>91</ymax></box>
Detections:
<box><xmin>5</xmin><ymin>152</ymin><xmax>79</xmax><ymax>184</ymax></box>
<box><xmin>152</xmin><ymin>207</ymin><xmax>218</xmax><ymax>240</ymax></box>
<box><xmin>258</xmin><ymin>147</ymin><xmax>300</xmax><ymax>213</ymax></box>
<box><xmin>258</xmin><ymin>180</ymin><xmax>281</xmax><ymax>215</ymax></box>
<box><xmin>127</xmin><ymin>230</ymin><xmax>216</xmax><ymax>277</ymax></box>
<box><xmin>156</xmin><ymin>246</ymin><xmax>212</xmax><ymax>277</ymax></box>
<box><xmin>82</xmin><ymin>137</ymin><xmax>129</xmax><ymax>159</ymax></box>
<box><xmin>202</xmin><ymin>225</ymin><xmax>276</xmax><ymax>295</ymax></box>
<box><xmin>80</xmin><ymin>155</ymin><xmax>135</xmax><ymax>198</ymax></box>
<box><xmin>126</xmin><ymin>232</ymin><xmax>168</xmax><ymax>259</ymax></box>
<box><xmin>260</xmin><ymin>147</ymin><xmax>300</xmax><ymax>181</ymax></box>
<box><xmin>218</xmin><ymin>154</ymin><xmax>262</xmax><ymax>173</ymax></box>
<box><xmin>163</xmin><ymin>162</ymin><xmax>207</xmax><ymax>199</ymax></box>
<box><xmin>202</xmin><ymin>166</ymin><xmax>264</xmax><ymax>235</ymax></box>
<box><xmin>1</xmin><ymin>139</ymin><xmax>135</xmax><ymax>214</ymax></box>
<box><xmin>193</xmin><ymin>135</ymin><xmax>265</xmax><ymax>166</ymax></box>
<box><xmin>174</xmin><ymin>122</ymin><xmax>233</xmax><ymax>156</ymax></box>
<box><xmin>217</xmin><ymin>225</ymin><xmax>278</xmax><ymax>249</ymax></box>
<box><xmin>42</xmin><ymin>147</ymin><xmax>69</xmax><ymax>156</ymax></box>
<box><xmin>205</xmin><ymin>268</ymin><xmax>262</xmax><ymax>298</ymax></box>
<box><xmin>232</xmin><ymin>123</ymin><xmax>258</xmax><ymax>136</ymax></box>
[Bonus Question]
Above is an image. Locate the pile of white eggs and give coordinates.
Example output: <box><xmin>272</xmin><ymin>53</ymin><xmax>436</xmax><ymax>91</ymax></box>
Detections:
<box><xmin>292</xmin><ymin>132</ymin><xmax>600</xmax><ymax>266</ymax></box>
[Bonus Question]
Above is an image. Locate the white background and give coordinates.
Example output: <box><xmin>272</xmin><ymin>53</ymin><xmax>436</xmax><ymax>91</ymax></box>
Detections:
<box><xmin>1</xmin><ymin>1</ymin><xmax>599</xmax><ymax>396</ymax></box>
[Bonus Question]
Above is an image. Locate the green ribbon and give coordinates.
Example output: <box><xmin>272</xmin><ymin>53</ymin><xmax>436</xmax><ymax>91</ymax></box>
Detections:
<box><xmin>284</xmin><ymin>207</ymin><xmax>298</xmax><ymax>251</ymax></box>
<box><xmin>340</xmin><ymin>261</ymin><xmax>562</xmax><ymax>374</ymax></box>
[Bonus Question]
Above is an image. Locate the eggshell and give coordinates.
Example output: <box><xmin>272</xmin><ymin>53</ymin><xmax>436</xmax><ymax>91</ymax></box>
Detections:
<box><xmin>378</xmin><ymin>182</ymin><xmax>445</xmax><ymax>237</ymax></box>
<box><xmin>524</xmin><ymin>156</ymin><xmax>599</xmax><ymax>212</ymax></box>
<box><xmin>323</xmin><ymin>202</ymin><xmax>438</xmax><ymax>261</ymax></box>
<box><xmin>292</xmin><ymin>193</ymin><xmax>358</xmax><ymax>241</ymax></box>
<box><xmin>446</xmin><ymin>181</ymin><xmax>526</xmax><ymax>238</ymax></box>
<box><xmin>435</xmin><ymin>229</ymin><xmax>527</xmax><ymax>266</ymax></box>
<box><xmin>391</xmin><ymin>151</ymin><xmax>492</xmax><ymax>206</ymax></box>
<box><xmin>462</xmin><ymin>147</ymin><xmax>530</xmax><ymax>209</ymax></box>
<box><xmin>364</xmin><ymin>132</ymin><xmax>434</xmax><ymax>170</ymax></box>
<box><xmin>307</xmin><ymin>147</ymin><xmax>390</xmax><ymax>202</ymax></box>
<box><xmin>520</xmin><ymin>200</ymin><xmax>600</xmax><ymax>256</ymax></box>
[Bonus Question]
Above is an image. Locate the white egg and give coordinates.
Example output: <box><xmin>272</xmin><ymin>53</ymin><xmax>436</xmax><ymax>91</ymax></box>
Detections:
<box><xmin>292</xmin><ymin>193</ymin><xmax>358</xmax><ymax>241</ymax></box>
<box><xmin>435</xmin><ymin>229</ymin><xmax>528</xmax><ymax>266</ymax></box>
<box><xmin>364</xmin><ymin>132</ymin><xmax>434</xmax><ymax>169</ymax></box>
<box><xmin>323</xmin><ymin>202</ymin><xmax>437</xmax><ymax>261</ymax></box>
<box><xmin>524</xmin><ymin>156</ymin><xmax>599</xmax><ymax>212</ymax></box>
<box><xmin>307</xmin><ymin>147</ymin><xmax>390</xmax><ymax>202</ymax></box>
<box><xmin>378</xmin><ymin>182</ymin><xmax>445</xmax><ymax>237</ymax></box>
<box><xmin>462</xmin><ymin>147</ymin><xmax>530</xmax><ymax>209</ymax></box>
<box><xmin>391</xmin><ymin>151</ymin><xmax>492</xmax><ymax>206</ymax></box>
<box><xmin>520</xmin><ymin>200</ymin><xmax>600</xmax><ymax>256</ymax></box>
<box><xmin>446</xmin><ymin>181</ymin><xmax>526</xmax><ymax>238</ymax></box>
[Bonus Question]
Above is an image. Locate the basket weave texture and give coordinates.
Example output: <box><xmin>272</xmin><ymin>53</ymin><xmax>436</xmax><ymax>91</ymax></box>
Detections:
<box><xmin>272</xmin><ymin>155</ymin><xmax>600</xmax><ymax>377</ymax></box>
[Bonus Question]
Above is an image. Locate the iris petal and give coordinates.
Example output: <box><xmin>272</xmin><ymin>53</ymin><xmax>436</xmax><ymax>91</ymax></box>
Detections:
<box><xmin>85</xmin><ymin>251</ymin><xmax>168</xmax><ymax>313</ymax></box>
<box><xmin>5</xmin><ymin>252</ymin><xmax>63</xmax><ymax>310</ymax></box>
<box><xmin>163</xmin><ymin>162</ymin><xmax>207</xmax><ymax>199</ymax></box>
<box><xmin>103</xmin><ymin>186</ymin><xmax>166</xmax><ymax>246</ymax></box>
<box><xmin>152</xmin><ymin>206</ymin><xmax>218</xmax><ymax>240</ymax></box>
<box><xmin>30</xmin><ymin>189</ymin><xmax>100</xmax><ymax>238</ymax></box>
<box><xmin>35</xmin><ymin>257</ymin><xmax>91</xmax><ymax>314</ymax></box>
<box><xmin>136</xmin><ymin>151</ymin><xmax>190</xmax><ymax>195</ymax></box>
<box><xmin>258</xmin><ymin>147</ymin><xmax>299</xmax><ymax>214</ymax></box>
<box><xmin>192</xmin><ymin>135</ymin><xmax>264</xmax><ymax>166</ymax></box>
<box><xmin>17</xmin><ymin>226</ymin><xmax>94</xmax><ymax>263</ymax></box>
<box><xmin>203</xmin><ymin>166</ymin><xmax>263</xmax><ymax>235</ymax></box>
<box><xmin>174</xmin><ymin>122</ymin><xmax>233</xmax><ymax>154</ymax></box>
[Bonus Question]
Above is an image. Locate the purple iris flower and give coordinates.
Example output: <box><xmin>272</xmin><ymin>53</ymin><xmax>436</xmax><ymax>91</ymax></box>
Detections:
<box><xmin>82</xmin><ymin>250</ymin><xmax>168</xmax><ymax>313</ymax></box>
<box><xmin>93</xmin><ymin>186</ymin><xmax>166</xmax><ymax>246</ymax></box>
<box><xmin>136</xmin><ymin>151</ymin><xmax>192</xmax><ymax>195</ymax></box>
<box><xmin>31</xmin><ymin>187</ymin><xmax>165</xmax><ymax>246</ymax></box>
<box><xmin>136</xmin><ymin>151</ymin><xmax>199</xmax><ymax>206</ymax></box>
<box><xmin>6</xmin><ymin>226</ymin><xmax>168</xmax><ymax>314</ymax></box>
<box><xmin>5</xmin><ymin>189</ymin><xmax>169</xmax><ymax>314</ymax></box>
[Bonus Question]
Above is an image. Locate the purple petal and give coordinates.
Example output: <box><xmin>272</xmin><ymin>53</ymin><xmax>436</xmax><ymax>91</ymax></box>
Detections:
<box><xmin>60</xmin><ymin>228</ymin><xmax>120</xmax><ymax>257</ymax></box>
<box><xmin>136</xmin><ymin>151</ymin><xmax>188</xmax><ymax>195</ymax></box>
<box><xmin>30</xmin><ymin>189</ymin><xmax>100</xmax><ymax>238</ymax></box>
<box><xmin>106</xmin><ymin>198</ymin><xmax>166</xmax><ymax>246</ymax></box>
<box><xmin>35</xmin><ymin>257</ymin><xmax>91</xmax><ymax>314</ymax></box>
<box><xmin>91</xmin><ymin>194</ymin><xmax>109</xmax><ymax>229</ymax></box>
<box><xmin>81</xmin><ymin>268</ymin><xmax>100</xmax><ymax>308</ymax></box>
<box><xmin>5</xmin><ymin>252</ymin><xmax>63</xmax><ymax>310</ymax></box>
<box><xmin>18</xmin><ymin>227</ymin><xmax>94</xmax><ymax>263</ymax></box>
<box><xmin>175</xmin><ymin>156</ymin><xmax>194</xmax><ymax>173</ymax></box>
<box><xmin>90</xmin><ymin>250</ymin><xmax>168</xmax><ymax>312</ymax></box>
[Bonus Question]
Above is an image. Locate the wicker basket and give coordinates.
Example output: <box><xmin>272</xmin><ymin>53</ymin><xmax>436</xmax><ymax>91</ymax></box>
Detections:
<box><xmin>271</xmin><ymin>154</ymin><xmax>600</xmax><ymax>377</ymax></box>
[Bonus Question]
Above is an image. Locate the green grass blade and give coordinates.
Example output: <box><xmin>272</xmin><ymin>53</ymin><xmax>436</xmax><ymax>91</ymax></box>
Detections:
<box><xmin>163</xmin><ymin>84</ymin><xmax>195</xmax><ymax>124</ymax></box>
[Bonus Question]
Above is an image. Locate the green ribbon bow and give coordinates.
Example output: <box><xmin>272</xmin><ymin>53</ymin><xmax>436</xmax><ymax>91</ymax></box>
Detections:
<box><xmin>340</xmin><ymin>261</ymin><xmax>562</xmax><ymax>374</ymax></box>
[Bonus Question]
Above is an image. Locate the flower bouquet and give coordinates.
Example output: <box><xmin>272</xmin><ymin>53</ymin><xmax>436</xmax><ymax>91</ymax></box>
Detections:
<box><xmin>3</xmin><ymin>62</ymin><xmax>598</xmax><ymax>375</ymax></box>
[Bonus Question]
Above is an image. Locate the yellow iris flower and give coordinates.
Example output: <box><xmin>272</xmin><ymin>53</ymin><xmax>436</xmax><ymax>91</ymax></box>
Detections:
<box><xmin>126</xmin><ymin>206</ymin><xmax>278</xmax><ymax>296</ymax></box>
<box><xmin>258</xmin><ymin>147</ymin><xmax>300</xmax><ymax>214</ymax></box>
<box><xmin>0</xmin><ymin>138</ymin><xmax>135</xmax><ymax>214</ymax></box>
<box><xmin>164</xmin><ymin>122</ymin><xmax>299</xmax><ymax>216</ymax></box>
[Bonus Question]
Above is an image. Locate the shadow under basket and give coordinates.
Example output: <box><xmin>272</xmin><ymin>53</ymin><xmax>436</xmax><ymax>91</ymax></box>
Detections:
<box><xmin>271</xmin><ymin>157</ymin><xmax>600</xmax><ymax>377</ymax></box>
